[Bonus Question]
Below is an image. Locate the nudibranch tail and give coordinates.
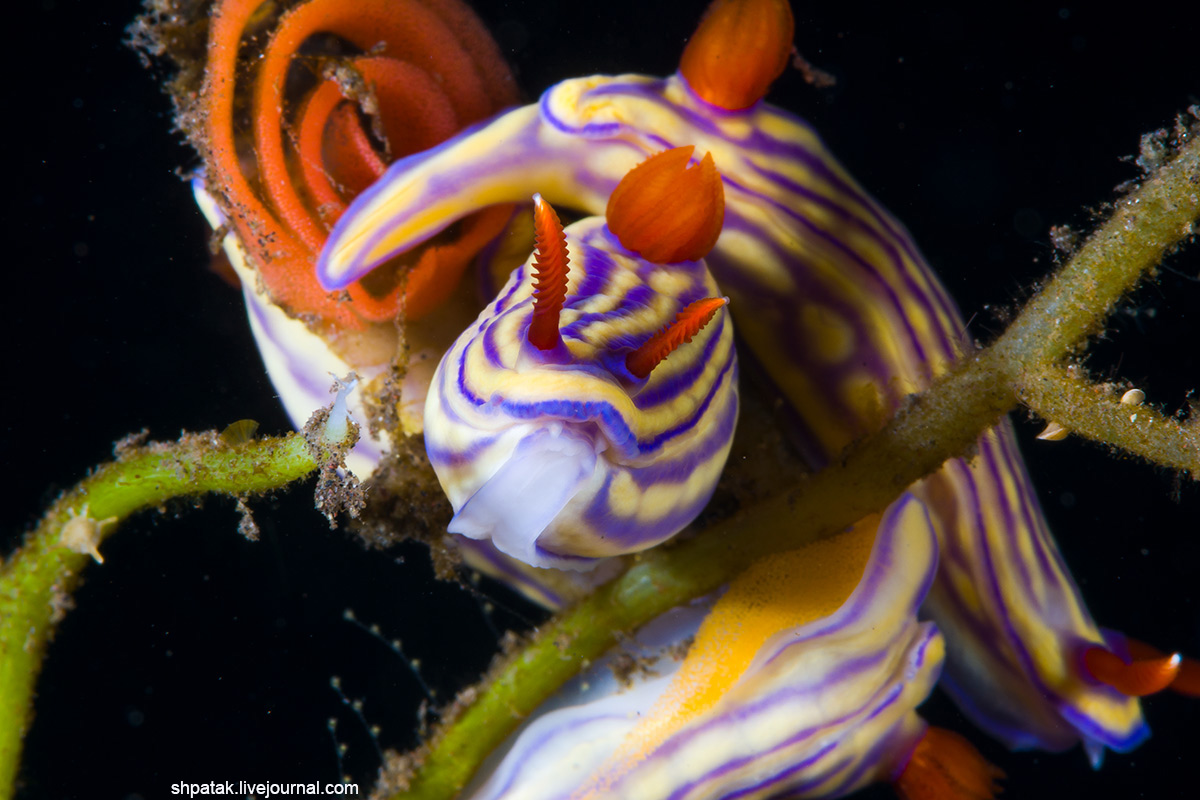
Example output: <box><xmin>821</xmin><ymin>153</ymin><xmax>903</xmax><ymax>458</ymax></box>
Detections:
<box><xmin>1082</xmin><ymin>646</ymin><xmax>1182</xmax><ymax>698</ymax></box>
<box><xmin>626</xmin><ymin>296</ymin><xmax>729</xmax><ymax>380</ymax></box>
<box><xmin>679</xmin><ymin>0</ymin><xmax>796</xmax><ymax>110</ymax></box>
<box><xmin>893</xmin><ymin>726</ymin><xmax>1005</xmax><ymax>800</ymax></box>
<box><xmin>199</xmin><ymin>0</ymin><xmax>517</xmax><ymax>327</ymax></box>
<box><xmin>605</xmin><ymin>146</ymin><xmax>725</xmax><ymax>264</ymax></box>
<box><xmin>527</xmin><ymin>194</ymin><xmax>571</xmax><ymax>351</ymax></box>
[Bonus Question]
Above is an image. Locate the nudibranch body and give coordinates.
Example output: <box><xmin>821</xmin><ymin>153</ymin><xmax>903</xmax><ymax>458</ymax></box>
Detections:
<box><xmin>425</xmin><ymin>157</ymin><xmax>738</xmax><ymax>569</ymax></box>
<box><xmin>467</xmin><ymin>495</ymin><xmax>952</xmax><ymax>800</ymax></box>
<box><xmin>320</xmin><ymin>0</ymin><xmax>1152</xmax><ymax>766</ymax></box>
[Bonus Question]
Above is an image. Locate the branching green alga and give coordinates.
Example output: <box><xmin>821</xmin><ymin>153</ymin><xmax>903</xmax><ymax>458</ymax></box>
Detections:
<box><xmin>0</xmin><ymin>399</ymin><xmax>361</xmax><ymax>800</ymax></box>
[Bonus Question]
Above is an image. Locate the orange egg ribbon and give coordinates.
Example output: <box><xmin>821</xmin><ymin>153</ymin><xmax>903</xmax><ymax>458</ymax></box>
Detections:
<box><xmin>201</xmin><ymin>0</ymin><xmax>519</xmax><ymax>330</ymax></box>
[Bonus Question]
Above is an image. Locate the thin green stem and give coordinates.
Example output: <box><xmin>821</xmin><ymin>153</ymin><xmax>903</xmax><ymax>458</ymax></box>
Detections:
<box><xmin>988</xmin><ymin>129</ymin><xmax>1200</xmax><ymax>369</ymax></box>
<box><xmin>1017</xmin><ymin>364</ymin><xmax>1199</xmax><ymax>473</ymax></box>
<box><xmin>0</xmin><ymin>411</ymin><xmax>356</xmax><ymax>800</ymax></box>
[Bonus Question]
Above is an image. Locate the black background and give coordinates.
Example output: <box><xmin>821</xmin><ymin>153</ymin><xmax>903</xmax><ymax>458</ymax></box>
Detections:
<box><xmin>7</xmin><ymin>1</ymin><xmax>1198</xmax><ymax>798</ymax></box>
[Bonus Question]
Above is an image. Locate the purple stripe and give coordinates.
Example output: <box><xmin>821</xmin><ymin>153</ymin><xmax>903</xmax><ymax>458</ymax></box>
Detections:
<box><xmin>994</xmin><ymin>424</ymin><xmax>1082</xmax><ymax>606</ymax></box>
<box><xmin>575</xmin><ymin>390</ymin><xmax>737</xmax><ymax>550</ymax></box>
<box><xmin>738</xmin><ymin>159</ymin><xmax>955</xmax><ymax>367</ymax></box>
<box><xmin>707</xmin><ymin>213</ymin><xmax>920</xmax><ymax>428</ymax></box>
<box><xmin>480</xmin><ymin>317</ymin><xmax>507</xmax><ymax>369</ymax></box>
<box><xmin>627</xmin><ymin>371</ymin><xmax>739</xmax><ymax>490</ymax></box>
<box><xmin>453</xmin><ymin>539</ymin><xmax>568</xmax><ymax>610</ymax></box>
<box><xmin>719</xmin><ymin>175</ymin><xmax>932</xmax><ymax>372</ymax></box>
<box><xmin>1059</xmin><ymin>701</ymin><xmax>1150</xmax><ymax>752</ymax></box>
<box><xmin>318</xmin><ymin>110</ymin><xmax>522</xmax><ymax>288</ymax></box>
<box><xmin>424</xmin><ymin>431</ymin><xmax>500</xmax><ymax>470</ymax></box>
<box><xmin>490</xmin><ymin>265</ymin><xmax>527</xmax><ymax>315</ymax></box>
<box><xmin>455</xmin><ymin>340</ymin><xmax>736</xmax><ymax>459</ymax></box>
<box><xmin>576</xmin><ymin>376</ymin><xmax>737</xmax><ymax>549</ymax></box>
<box><xmin>628</xmin><ymin>651</ymin><xmax>916</xmax><ymax>800</ymax></box>
<box><xmin>748</xmin><ymin>120</ymin><xmax>965</xmax><ymax>354</ymax></box>
<box><xmin>762</xmin><ymin>495</ymin><xmax>937</xmax><ymax>669</ymax></box>
<box><xmin>977</xmin><ymin>434</ymin><xmax>1037</xmax><ymax>598</ymax></box>
<box><xmin>941</xmin><ymin>443</ymin><xmax>1087</xmax><ymax>747</ymax></box>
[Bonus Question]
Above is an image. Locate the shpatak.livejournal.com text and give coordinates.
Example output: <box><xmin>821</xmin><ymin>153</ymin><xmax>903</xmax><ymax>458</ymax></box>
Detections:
<box><xmin>171</xmin><ymin>781</ymin><xmax>359</xmax><ymax>797</ymax></box>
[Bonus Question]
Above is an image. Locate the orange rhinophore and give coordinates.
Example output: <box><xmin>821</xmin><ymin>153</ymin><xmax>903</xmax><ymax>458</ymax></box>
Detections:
<box><xmin>626</xmin><ymin>297</ymin><xmax>728</xmax><ymax>380</ymax></box>
<box><xmin>606</xmin><ymin>146</ymin><xmax>725</xmax><ymax>264</ymax></box>
<box><xmin>527</xmin><ymin>195</ymin><xmax>571</xmax><ymax>351</ymax></box>
<box><xmin>893</xmin><ymin>726</ymin><xmax>1005</xmax><ymax>800</ymax></box>
<box><xmin>679</xmin><ymin>0</ymin><xmax>795</xmax><ymax>110</ymax></box>
<box><xmin>1083</xmin><ymin>645</ymin><xmax>1183</xmax><ymax>697</ymax></box>
<box><xmin>200</xmin><ymin>0</ymin><xmax>519</xmax><ymax>329</ymax></box>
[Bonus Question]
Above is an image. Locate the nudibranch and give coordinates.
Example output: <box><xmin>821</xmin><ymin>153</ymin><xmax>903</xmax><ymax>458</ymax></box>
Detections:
<box><xmin>320</xmin><ymin>0</ymin><xmax>1187</xmax><ymax>769</ymax></box>
<box><xmin>466</xmin><ymin>495</ymin><xmax>993</xmax><ymax>800</ymax></box>
<box><xmin>424</xmin><ymin>150</ymin><xmax>738</xmax><ymax>569</ymax></box>
<box><xmin>189</xmin><ymin>0</ymin><xmax>521</xmax><ymax>469</ymax></box>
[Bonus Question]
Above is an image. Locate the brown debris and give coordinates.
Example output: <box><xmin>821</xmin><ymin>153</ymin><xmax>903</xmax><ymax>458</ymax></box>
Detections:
<box><xmin>113</xmin><ymin>428</ymin><xmax>151</xmax><ymax>459</ymax></box>
<box><xmin>791</xmin><ymin>47</ymin><xmax>837</xmax><ymax>89</ymax></box>
<box><xmin>235</xmin><ymin>497</ymin><xmax>260</xmax><ymax>541</ymax></box>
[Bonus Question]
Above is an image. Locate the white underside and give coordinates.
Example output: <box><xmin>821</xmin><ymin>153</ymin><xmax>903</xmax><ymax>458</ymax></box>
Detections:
<box><xmin>449</xmin><ymin>427</ymin><xmax>598</xmax><ymax>569</ymax></box>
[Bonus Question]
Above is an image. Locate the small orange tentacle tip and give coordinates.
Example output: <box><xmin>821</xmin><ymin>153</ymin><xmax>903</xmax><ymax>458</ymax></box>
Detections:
<box><xmin>1126</xmin><ymin>638</ymin><xmax>1200</xmax><ymax>698</ymax></box>
<box><xmin>606</xmin><ymin>146</ymin><xmax>725</xmax><ymax>264</ymax></box>
<box><xmin>893</xmin><ymin>726</ymin><xmax>1005</xmax><ymax>800</ymax></box>
<box><xmin>679</xmin><ymin>0</ymin><xmax>795</xmax><ymax>110</ymax></box>
<box><xmin>1082</xmin><ymin>645</ymin><xmax>1182</xmax><ymax>697</ymax></box>
<box><xmin>626</xmin><ymin>296</ymin><xmax>728</xmax><ymax>380</ymax></box>
<box><xmin>527</xmin><ymin>194</ymin><xmax>571</xmax><ymax>351</ymax></box>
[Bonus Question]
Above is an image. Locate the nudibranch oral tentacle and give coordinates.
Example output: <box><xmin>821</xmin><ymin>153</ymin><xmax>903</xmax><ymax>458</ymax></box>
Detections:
<box><xmin>423</xmin><ymin>173</ymin><xmax>738</xmax><ymax>568</ymax></box>
<box><xmin>466</xmin><ymin>494</ymin><xmax>949</xmax><ymax>800</ymax></box>
<box><xmin>325</xmin><ymin>0</ymin><xmax>1149</xmax><ymax>762</ymax></box>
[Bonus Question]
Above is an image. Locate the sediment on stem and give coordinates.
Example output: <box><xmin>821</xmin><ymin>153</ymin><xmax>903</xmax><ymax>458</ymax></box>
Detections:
<box><xmin>0</xmin><ymin>394</ymin><xmax>360</xmax><ymax>800</ymax></box>
<box><xmin>1016</xmin><ymin>363</ymin><xmax>1199</xmax><ymax>474</ymax></box>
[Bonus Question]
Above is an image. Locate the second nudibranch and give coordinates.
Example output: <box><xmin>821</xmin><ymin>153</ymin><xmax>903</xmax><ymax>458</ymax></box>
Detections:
<box><xmin>322</xmin><ymin>0</ymin><xmax>1158</xmax><ymax>766</ymax></box>
<box><xmin>424</xmin><ymin>150</ymin><xmax>737</xmax><ymax>569</ymax></box>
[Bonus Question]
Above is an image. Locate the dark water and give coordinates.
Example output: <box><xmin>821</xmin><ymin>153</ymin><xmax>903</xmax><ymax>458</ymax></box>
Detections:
<box><xmin>8</xmin><ymin>1</ymin><xmax>1198</xmax><ymax>798</ymax></box>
